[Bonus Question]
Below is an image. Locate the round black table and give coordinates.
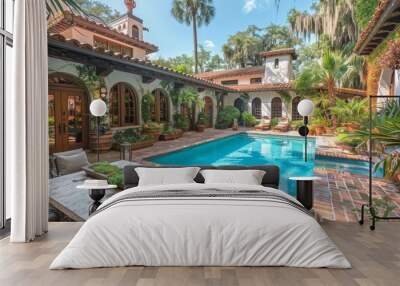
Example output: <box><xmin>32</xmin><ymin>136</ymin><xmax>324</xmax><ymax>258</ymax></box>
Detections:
<box><xmin>77</xmin><ymin>184</ymin><xmax>117</xmax><ymax>215</ymax></box>
<box><xmin>289</xmin><ymin>177</ymin><xmax>321</xmax><ymax>210</ymax></box>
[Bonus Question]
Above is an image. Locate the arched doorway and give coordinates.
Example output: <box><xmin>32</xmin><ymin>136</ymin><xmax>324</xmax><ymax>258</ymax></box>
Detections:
<box><xmin>234</xmin><ymin>98</ymin><xmax>245</xmax><ymax>126</ymax></box>
<box><xmin>204</xmin><ymin>96</ymin><xmax>214</xmax><ymax>128</ymax></box>
<box><xmin>48</xmin><ymin>73</ymin><xmax>89</xmax><ymax>153</ymax></box>
<box><xmin>252</xmin><ymin>98</ymin><xmax>262</xmax><ymax>119</ymax></box>
<box><xmin>110</xmin><ymin>83</ymin><xmax>139</xmax><ymax>127</ymax></box>
<box><xmin>152</xmin><ymin>89</ymin><xmax>170</xmax><ymax>123</ymax></box>
<box><xmin>292</xmin><ymin>97</ymin><xmax>302</xmax><ymax>120</ymax></box>
<box><xmin>271</xmin><ymin>97</ymin><xmax>283</xmax><ymax>118</ymax></box>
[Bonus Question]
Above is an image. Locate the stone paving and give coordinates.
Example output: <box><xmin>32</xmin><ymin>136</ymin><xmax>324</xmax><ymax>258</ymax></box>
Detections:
<box><xmin>87</xmin><ymin>128</ymin><xmax>400</xmax><ymax>223</ymax></box>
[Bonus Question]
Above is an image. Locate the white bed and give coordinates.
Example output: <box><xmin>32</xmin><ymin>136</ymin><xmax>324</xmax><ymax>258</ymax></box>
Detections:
<box><xmin>50</xmin><ymin>183</ymin><xmax>351</xmax><ymax>269</ymax></box>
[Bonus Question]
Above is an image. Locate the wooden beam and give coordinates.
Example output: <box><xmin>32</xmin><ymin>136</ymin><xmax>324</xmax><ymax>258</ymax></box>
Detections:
<box><xmin>142</xmin><ymin>76</ymin><xmax>156</xmax><ymax>84</ymax></box>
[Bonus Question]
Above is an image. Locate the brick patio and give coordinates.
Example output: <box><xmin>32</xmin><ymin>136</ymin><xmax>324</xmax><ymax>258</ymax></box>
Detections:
<box><xmin>87</xmin><ymin>128</ymin><xmax>400</xmax><ymax>223</ymax></box>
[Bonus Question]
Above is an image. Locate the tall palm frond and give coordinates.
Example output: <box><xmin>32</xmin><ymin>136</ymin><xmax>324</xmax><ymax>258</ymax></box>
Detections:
<box><xmin>46</xmin><ymin>0</ymin><xmax>85</xmax><ymax>17</ymax></box>
<box><xmin>288</xmin><ymin>0</ymin><xmax>358</xmax><ymax>48</ymax></box>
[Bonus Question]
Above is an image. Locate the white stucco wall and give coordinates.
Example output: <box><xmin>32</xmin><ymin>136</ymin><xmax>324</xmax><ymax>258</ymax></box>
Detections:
<box><xmin>224</xmin><ymin>91</ymin><xmax>292</xmax><ymax>119</ymax></box>
<box><xmin>48</xmin><ymin>57</ymin><xmax>219</xmax><ymax>128</ymax></box>
<box><xmin>263</xmin><ymin>55</ymin><xmax>293</xmax><ymax>84</ymax></box>
<box><xmin>109</xmin><ymin>16</ymin><xmax>144</xmax><ymax>41</ymax></box>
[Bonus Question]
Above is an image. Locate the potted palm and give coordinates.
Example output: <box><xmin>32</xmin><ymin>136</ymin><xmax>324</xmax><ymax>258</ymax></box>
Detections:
<box><xmin>196</xmin><ymin>112</ymin><xmax>208</xmax><ymax>132</ymax></box>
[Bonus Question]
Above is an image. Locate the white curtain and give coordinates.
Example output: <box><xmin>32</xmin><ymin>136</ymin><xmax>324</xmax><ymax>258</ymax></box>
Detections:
<box><xmin>8</xmin><ymin>0</ymin><xmax>49</xmax><ymax>242</ymax></box>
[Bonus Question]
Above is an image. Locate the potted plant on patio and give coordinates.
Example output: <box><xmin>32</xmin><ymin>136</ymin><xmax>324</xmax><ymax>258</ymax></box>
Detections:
<box><xmin>196</xmin><ymin>112</ymin><xmax>208</xmax><ymax>132</ymax></box>
<box><xmin>112</xmin><ymin>128</ymin><xmax>156</xmax><ymax>151</ymax></box>
<box><xmin>242</xmin><ymin>111</ymin><xmax>257</xmax><ymax>127</ymax></box>
<box><xmin>160</xmin><ymin>125</ymin><xmax>181</xmax><ymax>141</ymax></box>
<box><xmin>142</xmin><ymin>121</ymin><xmax>162</xmax><ymax>140</ymax></box>
<box><xmin>173</xmin><ymin>113</ymin><xmax>190</xmax><ymax>132</ymax></box>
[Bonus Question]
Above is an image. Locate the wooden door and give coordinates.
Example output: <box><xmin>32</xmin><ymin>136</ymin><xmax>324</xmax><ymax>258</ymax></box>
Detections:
<box><xmin>49</xmin><ymin>86</ymin><xmax>88</xmax><ymax>153</ymax></box>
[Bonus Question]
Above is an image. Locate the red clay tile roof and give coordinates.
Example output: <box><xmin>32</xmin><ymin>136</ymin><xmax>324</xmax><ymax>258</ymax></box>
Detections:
<box><xmin>48</xmin><ymin>33</ymin><xmax>233</xmax><ymax>92</ymax></box>
<box><xmin>260</xmin><ymin>48</ymin><xmax>297</xmax><ymax>59</ymax></box>
<box><xmin>196</xmin><ymin>66</ymin><xmax>265</xmax><ymax>80</ymax></box>
<box><xmin>354</xmin><ymin>0</ymin><xmax>400</xmax><ymax>55</ymax></box>
<box><xmin>230</xmin><ymin>83</ymin><xmax>292</xmax><ymax>92</ymax></box>
<box><xmin>48</xmin><ymin>11</ymin><xmax>158</xmax><ymax>54</ymax></box>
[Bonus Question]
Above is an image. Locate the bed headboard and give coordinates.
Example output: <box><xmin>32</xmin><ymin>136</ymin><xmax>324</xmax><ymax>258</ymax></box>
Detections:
<box><xmin>123</xmin><ymin>165</ymin><xmax>280</xmax><ymax>190</ymax></box>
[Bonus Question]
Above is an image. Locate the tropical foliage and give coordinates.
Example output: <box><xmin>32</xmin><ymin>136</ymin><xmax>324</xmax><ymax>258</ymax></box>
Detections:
<box><xmin>223</xmin><ymin>24</ymin><xmax>300</xmax><ymax>68</ymax></box>
<box><xmin>215</xmin><ymin>106</ymin><xmax>240</xmax><ymax>129</ymax></box>
<box><xmin>171</xmin><ymin>0</ymin><xmax>215</xmax><ymax>73</ymax></box>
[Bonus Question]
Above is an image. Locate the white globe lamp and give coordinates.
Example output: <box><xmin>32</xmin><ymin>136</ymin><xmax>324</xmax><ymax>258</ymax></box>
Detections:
<box><xmin>297</xmin><ymin>99</ymin><xmax>314</xmax><ymax>117</ymax></box>
<box><xmin>297</xmin><ymin>99</ymin><xmax>314</xmax><ymax>163</ymax></box>
<box><xmin>90</xmin><ymin>99</ymin><xmax>107</xmax><ymax>162</ymax></box>
<box><xmin>90</xmin><ymin>99</ymin><xmax>107</xmax><ymax>117</ymax></box>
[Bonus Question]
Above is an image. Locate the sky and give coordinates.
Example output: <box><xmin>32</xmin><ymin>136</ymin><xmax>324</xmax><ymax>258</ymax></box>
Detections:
<box><xmin>99</xmin><ymin>0</ymin><xmax>314</xmax><ymax>59</ymax></box>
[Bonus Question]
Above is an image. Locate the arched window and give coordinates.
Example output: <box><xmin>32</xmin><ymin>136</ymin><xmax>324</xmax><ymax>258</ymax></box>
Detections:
<box><xmin>110</xmin><ymin>83</ymin><xmax>138</xmax><ymax>127</ymax></box>
<box><xmin>292</xmin><ymin>97</ymin><xmax>302</xmax><ymax>120</ymax></box>
<box><xmin>234</xmin><ymin>98</ymin><xmax>245</xmax><ymax>113</ymax></box>
<box><xmin>151</xmin><ymin>89</ymin><xmax>169</xmax><ymax>122</ymax></box>
<box><xmin>271</xmin><ymin>97</ymin><xmax>282</xmax><ymax>119</ymax></box>
<box><xmin>132</xmin><ymin>25</ymin><xmax>139</xmax><ymax>39</ymax></box>
<box><xmin>159</xmin><ymin>92</ymin><xmax>169</xmax><ymax>122</ymax></box>
<box><xmin>252</xmin><ymin>98</ymin><xmax>262</xmax><ymax>119</ymax></box>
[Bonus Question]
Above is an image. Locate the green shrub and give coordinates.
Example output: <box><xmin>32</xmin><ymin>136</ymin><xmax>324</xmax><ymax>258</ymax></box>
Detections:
<box><xmin>242</xmin><ymin>112</ymin><xmax>257</xmax><ymax>127</ymax></box>
<box><xmin>173</xmin><ymin>113</ymin><xmax>190</xmax><ymax>130</ymax></box>
<box><xmin>90</xmin><ymin>162</ymin><xmax>123</xmax><ymax>188</ymax></box>
<box><xmin>141</xmin><ymin>91</ymin><xmax>155</xmax><ymax>123</ymax></box>
<box><xmin>113</xmin><ymin>128</ymin><xmax>151</xmax><ymax>144</ymax></box>
<box><xmin>271</xmin><ymin>118</ymin><xmax>279</xmax><ymax>128</ymax></box>
<box><xmin>216</xmin><ymin>106</ymin><xmax>240</xmax><ymax>129</ymax></box>
<box><xmin>336</xmin><ymin>133</ymin><xmax>363</xmax><ymax>147</ymax></box>
<box><xmin>143</xmin><ymin>121</ymin><xmax>161</xmax><ymax>130</ymax></box>
<box><xmin>197</xmin><ymin>112</ymin><xmax>208</xmax><ymax>125</ymax></box>
<box><xmin>162</xmin><ymin>125</ymin><xmax>177</xmax><ymax>135</ymax></box>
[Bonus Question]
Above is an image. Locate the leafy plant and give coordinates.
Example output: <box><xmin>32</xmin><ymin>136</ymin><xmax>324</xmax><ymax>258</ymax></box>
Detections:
<box><xmin>141</xmin><ymin>91</ymin><xmax>155</xmax><ymax>123</ymax></box>
<box><xmin>379</xmin><ymin>40</ymin><xmax>400</xmax><ymax>70</ymax></box>
<box><xmin>242</xmin><ymin>112</ymin><xmax>257</xmax><ymax>127</ymax></box>
<box><xmin>113</xmin><ymin>129</ymin><xmax>152</xmax><ymax>145</ymax></box>
<box><xmin>271</xmin><ymin>118</ymin><xmax>279</xmax><ymax>128</ymax></box>
<box><xmin>143</xmin><ymin>121</ymin><xmax>162</xmax><ymax>130</ymax></box>
<box><xmin>197</xmin><ymin>112</ymin><xmax>208</xmax><ymax>126</ymax></box>
<box><xmin>162</xmin><ymin>125</ymin><xmax>178</xmax><ymax>135</ymax></box>
<box><xmin>330</xmin><ymin>98</ymin><xmax>368</xmax><ymax>125</ymax></box>
<box><xmin>215</xmin><ymin>106</ymin><xmax>240</xmax><ymax>129</ymax></box>
<box><xmin>173</xmin><ymin>113</ymin><xmax>190</xmax><ymax>130</ymax></box>
<box><xmin>90</xmin><ymin>162</ymin><xmax>123</xmax><ymax>189</ymax></box>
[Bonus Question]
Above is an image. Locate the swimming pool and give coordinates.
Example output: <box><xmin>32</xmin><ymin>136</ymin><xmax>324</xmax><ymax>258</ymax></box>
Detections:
<box><xmin>148</xmin><ymin>133</ymin><xmax>382</xmax><ymax>194</ymax></box>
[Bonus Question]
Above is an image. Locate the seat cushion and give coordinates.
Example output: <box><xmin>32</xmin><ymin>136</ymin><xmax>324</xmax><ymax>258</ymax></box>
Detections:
<box><xmin>55</xmin><ymin>151</ymin><xmax>89</xmax><ymax>176</ymax></box>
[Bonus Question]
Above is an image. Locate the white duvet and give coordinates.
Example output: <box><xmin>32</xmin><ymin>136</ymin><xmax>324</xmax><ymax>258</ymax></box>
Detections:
<box><xmin>50</xmin><ymin>183</ymin><xmax>351</xmax><ymax>269</ymax></box>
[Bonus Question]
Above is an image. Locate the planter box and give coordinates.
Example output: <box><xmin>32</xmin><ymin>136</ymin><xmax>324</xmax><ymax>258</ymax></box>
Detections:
<box><xmin>89</xmin><ymin>130</ymin><xmax>113</xmax><ymax>152</ymax></box>
<box><xmin>143</xmin><ymin>129</ymin><xmax>161</xmax><ymax>140</ymax></box>
<box><xmin>82</xmin><ymin>166</ymin><xmax>108</xmax><ymax>180</ymax></box>
<box><xmin>160</xmin><ymin>133</ymin><xmax>178</xmax><ymax>141</ymax></box>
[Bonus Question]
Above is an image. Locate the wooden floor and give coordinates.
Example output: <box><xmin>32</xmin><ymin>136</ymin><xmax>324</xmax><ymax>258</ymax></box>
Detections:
<box><xmin>0</xmin><ymin>222</ymin><xmax>399</xmax><ymax>286</ymax></box>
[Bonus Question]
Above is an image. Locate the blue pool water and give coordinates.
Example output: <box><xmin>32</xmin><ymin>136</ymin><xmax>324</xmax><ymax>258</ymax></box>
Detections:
<box><xmin>148</xmin><ymin>133</ymin><xmax>382</xmax><ymax>195</ymax></box>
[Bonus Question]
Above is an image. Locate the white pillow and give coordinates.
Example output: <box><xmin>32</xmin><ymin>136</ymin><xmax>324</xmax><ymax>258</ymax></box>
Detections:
<box><xmin>136</xmin><ymin>167</ymin><xmax>201</xmax><ymax>186</ymax></box>
<box><xmin>200</xmin><ymin>169</ymin><xmax>266</xmax><ymax>185</ymax></box>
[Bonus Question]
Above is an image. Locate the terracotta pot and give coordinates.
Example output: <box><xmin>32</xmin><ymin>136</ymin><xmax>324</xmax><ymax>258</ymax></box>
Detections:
<box><xmin>131</xmin><ymin>139</ymin><xmax>156</xmax><ymax>150</ymax></box>
<box><xmin>314</xmin><ymin>126</ymin><xmax>325</xmax><ymax>136</ymax></box>
<box><xmin>324</xmin><ymin>127</ymin><xmax>336</xmax><ymax>135</ymax></box>
<box><xmin>160</xmin><ymin>133</ymin><xmax>178</xmax><ymax>141</ymax></box>
<box><xmin>343</xmin><ymin>122</ymin><xmax>360</xmax><ymax>132</ymax></box>
<box><xmin>196</xmin><ymin>125</ymin><xmax>206</xmax><ymax>132</ymax></box>
<box><xmin>89</xmin><ymin>130</ymin><xmax>113</xmax><ymax>152</ymax></box>
<box><xmin>143</xmin><ymin>128</ymin><xmax>161</xmax><ymax>140</ymax></box>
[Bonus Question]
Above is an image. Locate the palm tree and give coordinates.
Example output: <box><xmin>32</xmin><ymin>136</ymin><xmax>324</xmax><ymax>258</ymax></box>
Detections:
<box><xmin>46</xmin><ymin>0</ymin><xmax>84</xmax><ymax>16</ymax></box>
<box><xmin>287</xmin><ymin>0</ymin><xmax>358</xmax><ymax>49</ymax></box>
<box><xmin>295</xmin><ymin>49</ymin><xmax>354</xmax><ymax>128</ymax></box>
<box><xmin>171</xmin><ymin>0</ymin><xmax>215</xmax><ymax>74</ymax></box>
<box><xmin>223</xmin><ymin>31</ymin><xmax>262</xmax><ymax>68</ymax></box>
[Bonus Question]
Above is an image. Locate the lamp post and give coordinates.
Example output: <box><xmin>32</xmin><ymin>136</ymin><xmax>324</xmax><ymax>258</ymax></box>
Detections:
<box><xmin>90</xmin><ymin>99</ymin><xmax>107</xmax><ymax>162</ymax></box>
<box><xmin>297</xmin><ymin>99</ymin><xmax>314</xmax><ymax>162</ymax></box>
